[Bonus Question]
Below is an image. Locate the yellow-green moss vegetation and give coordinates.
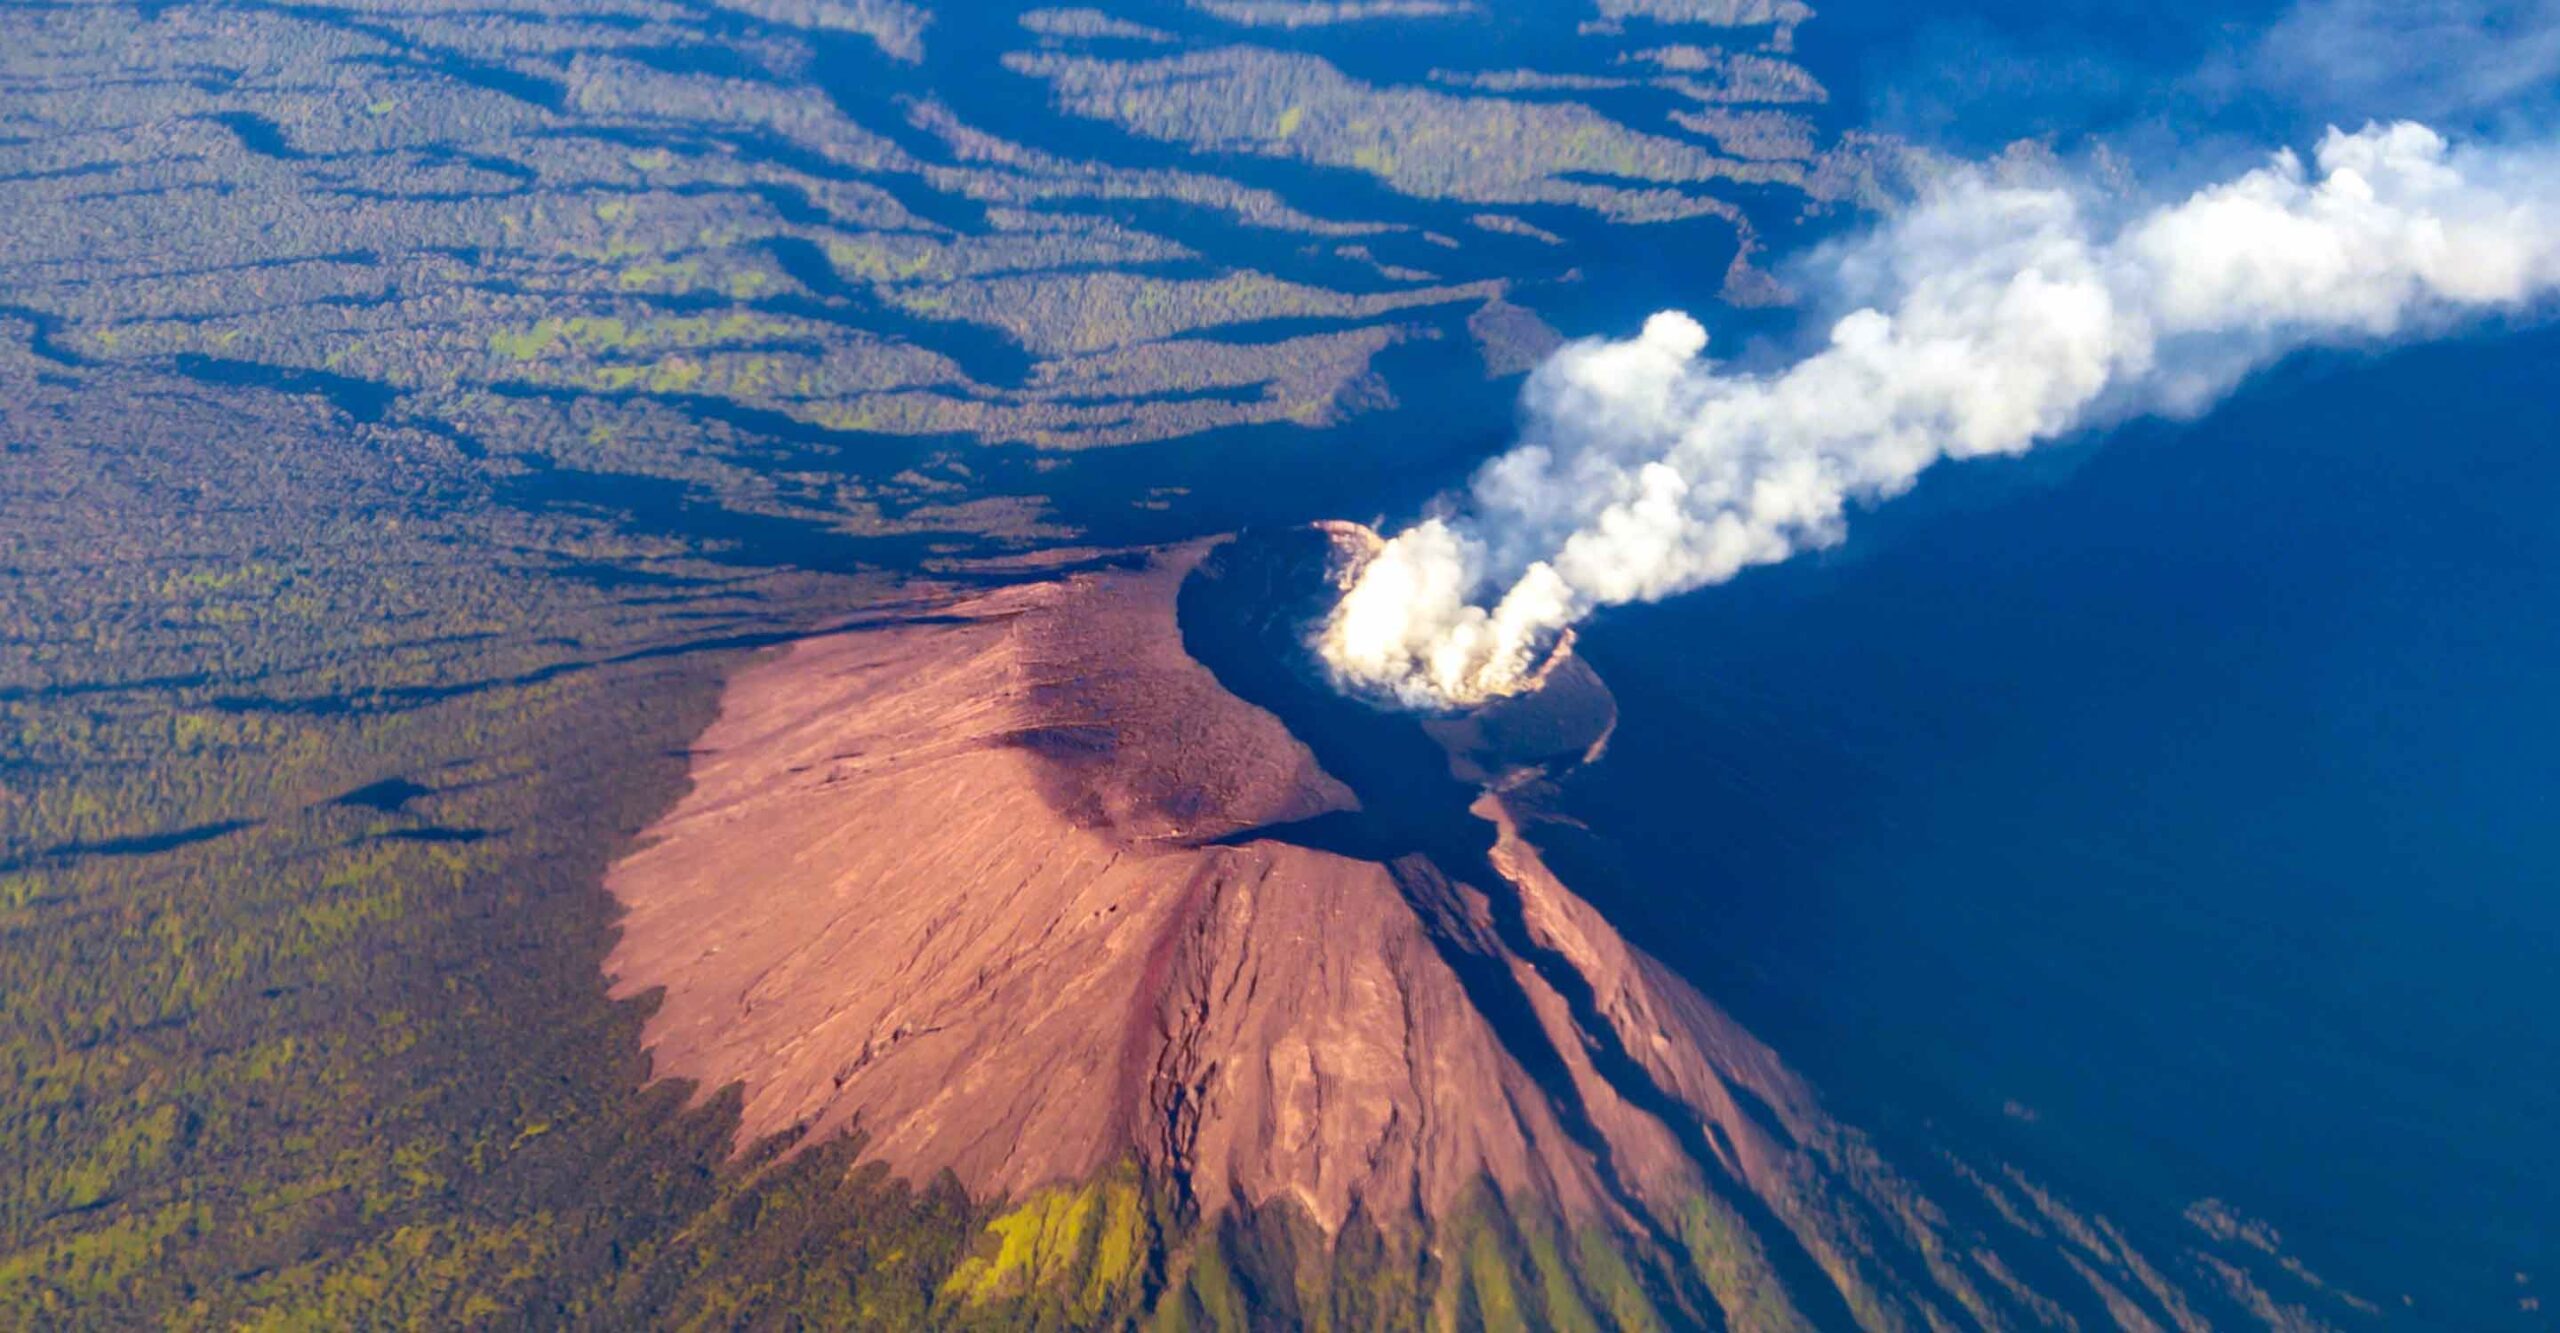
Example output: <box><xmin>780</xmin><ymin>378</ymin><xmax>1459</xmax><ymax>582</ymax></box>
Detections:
<box><xmin>485</xmin><ymin>312</ymin><xmax>800</xmax><ymax>363</ymax></box>
<box><xmin>1677</xmin><ymin>1194</ymin><xmax>1812</xmax><ymax>1332</ymax></box>
<box><xmin>1421</xmin><ymin>1185</ymin><xmax>1673</xmax><ymax>1333</ymax></box>
<box><xmin>827</xmin><ymin>236</ymin><xmax>949</xmax><ymax>284</ymax></box>
<box><xmin>942</xmin><ymin>1168</ymin><xmax>1154</xmax><ymax>1317</ymax></box>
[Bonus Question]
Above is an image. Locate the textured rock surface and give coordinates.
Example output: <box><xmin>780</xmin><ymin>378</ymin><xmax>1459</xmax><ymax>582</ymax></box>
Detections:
<box><xmin>603</xmin><ymin>542</ymin><xmax>1770</xmax><ymax>1236</ymax></box>
<box><xmin>605</xmin><ymin>546</ymin><xmax>1631</xmax><ymax>1234</ymax></box>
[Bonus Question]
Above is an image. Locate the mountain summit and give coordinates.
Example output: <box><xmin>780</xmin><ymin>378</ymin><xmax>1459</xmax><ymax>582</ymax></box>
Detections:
<box><xmin>604</xmin><ymin>527</ymin><xmax>2331</xmax><ymax>1329</ymax></box>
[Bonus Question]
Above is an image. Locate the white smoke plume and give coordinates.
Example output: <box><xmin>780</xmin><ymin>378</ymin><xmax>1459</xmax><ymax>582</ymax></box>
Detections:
<box><xmin>1322</xmin><ymin>122</ymin><xmax>2560</xmax><ymax>708</ymax></box>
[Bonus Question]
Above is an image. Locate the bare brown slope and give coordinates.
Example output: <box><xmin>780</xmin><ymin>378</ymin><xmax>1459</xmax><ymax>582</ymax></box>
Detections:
<box><xmin>605</xmin><ymin>540</ymin><xmax>2359</xmax><ymax>1332</ymax></box>
<box><xmin>604</xmin><ymin>548</ymin><xmax>1650</xmax><ymax>1236</ymax></box>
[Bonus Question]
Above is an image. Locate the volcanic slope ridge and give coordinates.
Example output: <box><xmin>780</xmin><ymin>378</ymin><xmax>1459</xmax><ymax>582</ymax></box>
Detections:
<box><xmin>606</xmin><ymin>524</ymin><xmax>2358</xmax><ymax>1331</ymax></box>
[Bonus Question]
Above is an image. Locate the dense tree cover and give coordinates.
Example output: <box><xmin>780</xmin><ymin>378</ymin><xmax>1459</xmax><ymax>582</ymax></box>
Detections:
<box><xmin>0</xmin><ymin>282</ymin><xmax>1697</xmax><ymax>1333</ymax></box>
<box><xmin>0</xmin><ymin>331</ymin><xmax>962</xmax><ymax>1325</ymax></box>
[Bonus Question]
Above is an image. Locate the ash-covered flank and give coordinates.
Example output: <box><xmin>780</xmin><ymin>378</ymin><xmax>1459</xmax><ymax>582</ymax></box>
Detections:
<box><xmin>599</xmin><ymin>528</ymin><xmax>2337</xmax><ymax>1330</ymax></box>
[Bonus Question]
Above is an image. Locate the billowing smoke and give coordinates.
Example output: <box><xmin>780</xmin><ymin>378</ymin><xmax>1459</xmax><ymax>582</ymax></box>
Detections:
<box><xmin>1322</xmin><ymin>122</ymin><xmax>2560</xmax><ymax>707</ymax></box>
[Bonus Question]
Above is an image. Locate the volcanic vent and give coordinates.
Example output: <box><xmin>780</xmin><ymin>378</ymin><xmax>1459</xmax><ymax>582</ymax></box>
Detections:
<box><xmin>603</xmin><ymin>526</ymin><xmax>2309</xmax><ymax>1329</ymax></box>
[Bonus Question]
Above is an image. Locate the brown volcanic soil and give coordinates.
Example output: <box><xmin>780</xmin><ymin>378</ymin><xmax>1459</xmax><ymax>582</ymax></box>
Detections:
<box><xmin>605</xmin><ymin>533</ymin><xmax>2351</xmax><ymax>1331</ymax></box>
<box><xmin>605</xmin><ymin>543</ymin><xmax>1667</xmax><ymax>1235</ymax></box>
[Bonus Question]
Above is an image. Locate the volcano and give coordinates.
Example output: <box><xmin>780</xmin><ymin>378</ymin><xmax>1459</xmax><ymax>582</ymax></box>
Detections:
<box><xmin>604</xmin><ymin>526</ymin><xmax>2339</xmax><ymax>1329</ymax></box>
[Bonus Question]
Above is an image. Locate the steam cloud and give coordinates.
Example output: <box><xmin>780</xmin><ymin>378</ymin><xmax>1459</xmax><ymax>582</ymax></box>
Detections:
<box><xmin>1321</xmin><ymin>122</ymin><xmax>2560</xmax><ymax>707</ymax></box>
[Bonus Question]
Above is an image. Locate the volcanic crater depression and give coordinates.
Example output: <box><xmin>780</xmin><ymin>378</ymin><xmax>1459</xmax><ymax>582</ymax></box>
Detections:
<box><xmin>1179</xmin><ymin>522</ymin><xmax>1618</xmax><ymax>854</ymax></box>
<box><xmin>602</xmin><ymin>523</ymin><xmax>2351</xmax><ymax>1327</ymax></box>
